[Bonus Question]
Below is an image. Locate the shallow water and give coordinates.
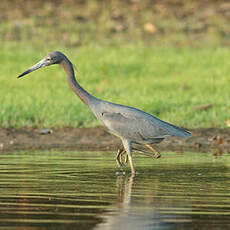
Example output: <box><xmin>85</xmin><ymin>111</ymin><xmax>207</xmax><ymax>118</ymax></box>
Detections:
<box><xmin>0</xmin><ymin>151</ymin><xmax>230</xmax><ymax>229</ymax></box>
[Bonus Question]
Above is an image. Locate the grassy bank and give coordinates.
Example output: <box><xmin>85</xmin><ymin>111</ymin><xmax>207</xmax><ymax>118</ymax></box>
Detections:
<box><xmin>1</xmin><ymin>44</ymin><xmax>230</xmax><ymax>128</ymax></box>
<box><xmin>1</xmin><ymin>1</ymin><xmax>230</xmax><ymax>129</ymax></box>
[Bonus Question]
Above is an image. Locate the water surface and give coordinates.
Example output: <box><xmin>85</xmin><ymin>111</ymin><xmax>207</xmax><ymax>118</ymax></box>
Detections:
<box><xmin>0</xmin><ymin>151</ymin><xmax>229</xmax><ymax>229</ymax></box>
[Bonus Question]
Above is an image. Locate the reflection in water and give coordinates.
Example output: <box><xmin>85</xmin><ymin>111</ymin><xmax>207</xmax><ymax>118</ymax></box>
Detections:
<box><xmin>0</xmin><ymin>151</ymin><xmax>229</xmax><ymax>230</ymax></box>
<box><xmin>94</xmin><ymin>175</ymin><xmax>189</xmax><ymax>230</ymax></box>
<box><xmin>95</xmin><ymin>175</ymin><xmax>161</xmax><ymax>230</ymax></box>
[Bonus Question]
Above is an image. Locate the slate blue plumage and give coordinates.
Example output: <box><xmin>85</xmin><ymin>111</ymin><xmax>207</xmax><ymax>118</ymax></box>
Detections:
<box><xmin>18</xmin><ymin>51</ymin><xmax>191</xmax><ymax>174</ymax></box>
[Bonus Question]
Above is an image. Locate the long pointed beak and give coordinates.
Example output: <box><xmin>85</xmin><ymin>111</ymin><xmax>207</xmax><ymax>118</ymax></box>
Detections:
<box><xmin>17</xmin><ymin>59</ymin><xmax>47</xmax><ymax>78</ymax></box>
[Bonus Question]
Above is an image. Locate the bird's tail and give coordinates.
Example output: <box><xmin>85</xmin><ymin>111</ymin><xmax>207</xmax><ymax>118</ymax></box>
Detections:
<box><xmin>159</xmin><ymin>119</ymin><xmax>192</xmax><ymax>138</ymax></box>
<box><xmin>170</xmin><ymin>124</ymin><xmax>191</xmax><ymax>138</ymax></box>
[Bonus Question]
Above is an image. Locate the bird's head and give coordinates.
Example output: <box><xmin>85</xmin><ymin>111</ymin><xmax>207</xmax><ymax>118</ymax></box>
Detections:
<box><xmin>17</xmin><ymin>51</ymin><xmax>65</xmax><ymax>78</ymax></box>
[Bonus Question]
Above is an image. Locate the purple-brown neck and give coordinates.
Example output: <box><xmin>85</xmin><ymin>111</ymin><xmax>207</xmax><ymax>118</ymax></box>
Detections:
<box><xmin>60</xmin><ymin>58</ymin><xmax>95</xmax><ymax>106</ymax></box>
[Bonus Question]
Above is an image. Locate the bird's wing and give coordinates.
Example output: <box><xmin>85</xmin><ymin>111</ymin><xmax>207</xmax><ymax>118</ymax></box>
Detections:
<box><xmin>100</xmin><ymin>104</ymin><xmax>191</xmax><ymax>140</ymax></box>
<box><xmin>101</xmin><ymin>111</ymin><xmax>171</xmax><ymax>141</ymax></box>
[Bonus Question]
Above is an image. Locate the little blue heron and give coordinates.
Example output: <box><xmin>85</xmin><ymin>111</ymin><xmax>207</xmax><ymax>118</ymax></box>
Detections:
<box><xmin>17</xmin><ymin>51</ymin><xmax>191</xmax><ymax>175</ymax></box>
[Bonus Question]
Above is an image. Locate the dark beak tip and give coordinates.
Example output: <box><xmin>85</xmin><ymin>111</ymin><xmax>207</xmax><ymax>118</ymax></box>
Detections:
<box><xmin>17</xmin><ymin>74</ymin><xmax>24</xmax><ymax>79</ymax></box>
<box><xmin>17</xmin><ymin>59</ymin><xmax>46</xmax><ymax>79</ymax></box>
<box><xmin>17</xmin><ymin>69</ymin><xmax>31</xmax><ymax>79</ymax></box>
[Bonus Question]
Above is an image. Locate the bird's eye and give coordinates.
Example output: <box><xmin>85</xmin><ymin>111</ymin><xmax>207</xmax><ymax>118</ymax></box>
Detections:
<box><xmin>46</xmin><ymin>57</ymin><xmax>51</xmax><ymax>61</ymax></box>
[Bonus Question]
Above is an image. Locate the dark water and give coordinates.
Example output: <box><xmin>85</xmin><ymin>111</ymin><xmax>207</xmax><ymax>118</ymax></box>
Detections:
<box><xmin>0</xmin><ymin>151</ymin><xmax>230</xmax><ymax>230</ymax></box>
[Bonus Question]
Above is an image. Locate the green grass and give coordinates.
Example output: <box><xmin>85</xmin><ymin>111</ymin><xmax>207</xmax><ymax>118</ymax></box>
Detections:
<box><xmin>1</xmin><ymin>44</ymin><xmax>230</xmax><ymax>128</ymax></box>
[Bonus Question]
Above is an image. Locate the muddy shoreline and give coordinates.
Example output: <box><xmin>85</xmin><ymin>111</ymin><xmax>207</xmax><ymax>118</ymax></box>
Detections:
<box><xmin>0</xmin><ymin>127</ymin><xmax>229</xmax><ymax>154</ymax></box>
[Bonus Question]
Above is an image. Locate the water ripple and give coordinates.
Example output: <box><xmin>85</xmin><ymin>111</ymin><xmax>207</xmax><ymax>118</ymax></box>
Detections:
<box><xmin>0</xmin><ymin>151</ymin><xmax>230</xmax><ymax>229</ymax></box>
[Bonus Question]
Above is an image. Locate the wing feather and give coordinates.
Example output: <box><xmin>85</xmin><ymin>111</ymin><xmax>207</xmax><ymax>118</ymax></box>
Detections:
<box><xmin>94</xmin><ymin>100</ymin><xmax>191</xmax><ymax>142</ymax></box>
<box><xmin>101</xmin><ymin>112</ymin><xmax>170</xmax><ymax>142</ymax></box>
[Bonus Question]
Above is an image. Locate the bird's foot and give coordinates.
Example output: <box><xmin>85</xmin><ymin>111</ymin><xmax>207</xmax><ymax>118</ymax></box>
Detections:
<box><xmin>145</xmin><ymin>144</ymin><xmax>161</xmax><ymax>159</ymax></box>
<box><xmin>116</xmin><ymin>157</ymin><xmax>123</xmax><ymax>168</ymax></box>
<box><xmin>153</xmin><ymin>152</ymin><xmax>161</xmax><ymax>159</ymax></box>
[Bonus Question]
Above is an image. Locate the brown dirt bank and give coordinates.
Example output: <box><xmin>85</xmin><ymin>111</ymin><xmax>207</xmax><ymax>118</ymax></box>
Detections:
<box><xmin>0</xmin><ymin>127</ymin><xmax>230</xmax><ymax>154</ymax></box>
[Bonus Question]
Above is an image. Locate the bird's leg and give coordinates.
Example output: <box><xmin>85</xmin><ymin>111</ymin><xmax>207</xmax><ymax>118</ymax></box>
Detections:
<box><xmin>120</xmin><ymin>150</ymin><xmax>128</xmax><ymax>165</ymax></box>
<box><xmin>119</xmin><ymin>151</ymin><xmax>128</xmax><ymax>165</ymax></box>
<box><xmin>116</xmin><ymin>147</ymin><xmax>129</xmax><ymax>167</ymax></box>
<box><xmin>145</xmin><ymin>144</ymin><xmax>161</xmax><ymax>158</ymax></box>
<box><xmin>119</xmin><ymin>150</ymin><xmax>124</xmax><ymax>165</ymax></box>
<box><xmin>116</xmin><ymin>144</ymin><xmax>159</xmax><ymax>168</ymax></box>
<box><xmin>116</xmin><ymin>148</ymin><xmax>125</xmax><ymax>167</ymax></box>
<box><xmin>132</xmin><ymin>147</ymin><xmax>158</xmax><ymax>158</ymax></box>
<box><xmin>122</xmin><ymin>139</ymin><xmax>135</xmax><ymax>175</ymax></box>
<box><xmin>124</xmin><ymin>153</ymin><xmax>128</xmax><ymax>164</ymax></box>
